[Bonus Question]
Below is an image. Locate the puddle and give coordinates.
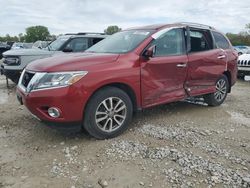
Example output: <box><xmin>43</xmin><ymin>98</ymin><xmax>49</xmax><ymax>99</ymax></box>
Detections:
<box><xmin>0</xmin><ymin>91</ymin><xmax>9</xmax><ymax>104</ymax></box>
<box><xmin>227</xmin><ymin>111</ymin><xmax>250</xmax><ymax>126</ymax></box>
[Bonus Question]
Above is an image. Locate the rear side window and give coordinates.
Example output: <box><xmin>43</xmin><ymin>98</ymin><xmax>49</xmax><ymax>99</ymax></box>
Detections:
<box><xmin>92</xmin><ymin>38</ymin><xmax>104</xmax><ymax>45</ymax></box>
<box><xmin>65</xmin><ymin>38</ymin><xmax>89</xmax><ymax>52</ymax></box>
<box><xmin>212</xmin><ymin>31</ymin><xmax>230</xmax><ymax>49</ymax></box>
<box><xmin>190</xmin><ymin>29</ymin><xmax>213</xmax><ymax>52</ymax></box>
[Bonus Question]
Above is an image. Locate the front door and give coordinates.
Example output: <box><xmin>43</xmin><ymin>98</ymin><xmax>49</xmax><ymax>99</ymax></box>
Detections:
<box><xmin>141</xmin><ymin>28</ymin><xmax>188</xmax><ymax>108</ymax></box>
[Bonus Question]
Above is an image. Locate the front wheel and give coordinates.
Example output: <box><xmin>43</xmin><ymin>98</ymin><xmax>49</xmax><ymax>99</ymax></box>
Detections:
<box><xmin>83</xmin><ymin>87</ymin><xmax>133</xmax><ymax>139</ymax></box>
<box><xmin>204</xmin><ymin>75</ymin><xmax>229</xmax><ymax>106</ymax></box>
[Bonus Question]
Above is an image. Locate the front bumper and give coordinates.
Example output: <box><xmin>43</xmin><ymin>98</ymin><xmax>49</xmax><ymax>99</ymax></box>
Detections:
<box><xmin>1</xmin><ymin>64</ymin><xmax>22</xmax><ymax>82</ymax></box>
<box><xmin>238</xmin><ymin>66</ymin><xmax>250</xmax><ymax>76</ymax></box>
<box><xmin>16</xmin><ymin>84</ymin><xmax>90</xmax><ymax>129</ymax></box>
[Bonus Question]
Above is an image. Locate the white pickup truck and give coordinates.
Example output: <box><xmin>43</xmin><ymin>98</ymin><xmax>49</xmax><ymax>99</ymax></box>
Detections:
<box><xmin>0</xmin><ymin>33</ymin><xmax>106</xmax><ymax>83</ymax></box>
<box><xmin>237</xmin><ymin>52</ymin><xmax>250</xmax><ymax>78</ymax></box>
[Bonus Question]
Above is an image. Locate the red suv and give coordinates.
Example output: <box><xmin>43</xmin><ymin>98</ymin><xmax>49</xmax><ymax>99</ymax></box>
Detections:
<box><xmin>16</xmin><ymin>22</ymin><xmax>238</xmax><ymax>139</ymax></box>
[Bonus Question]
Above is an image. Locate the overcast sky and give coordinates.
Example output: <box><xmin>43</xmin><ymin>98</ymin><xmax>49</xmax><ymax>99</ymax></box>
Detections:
<box><xmin>0</xmin><ymin>0</ymin><xmax>249</xmax><ymax>36</ymax></box>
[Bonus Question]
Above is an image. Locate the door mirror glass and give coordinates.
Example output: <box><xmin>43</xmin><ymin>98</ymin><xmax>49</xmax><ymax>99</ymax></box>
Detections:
<box><xmin>144</xmin><ymin>45</ymin><xmax>156</xmax><ymax>58</ymax></box>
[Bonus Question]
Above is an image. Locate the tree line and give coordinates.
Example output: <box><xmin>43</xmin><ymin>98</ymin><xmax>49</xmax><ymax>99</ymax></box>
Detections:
<box><xmin>1</xmin><ymin>24</ymin><xmax>250</xmax><ymax>46</ymax></box>
<box><xmin>0</xmin><ymin>25</ymin><xmax>121</xmax><ymax>43</ymax></box>
<box><xmin>225</xmin><ymin>23</ymin><xmax>250</xmax><ymax>46</ymax></box>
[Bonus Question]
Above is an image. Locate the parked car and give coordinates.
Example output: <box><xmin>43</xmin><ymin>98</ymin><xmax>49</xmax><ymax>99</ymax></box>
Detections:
<box><xmin>0</xmin><ymin>43</ymin><xmax>11</xmax><ymax>59</ymax></box>
<box><xmin>32</xmin><ymin>40</ymin><xmax>50</xmax><ymax>49</ymax></box>
<box><xmin>11</xmin><ymin>42</ymin><xmax>33</xmax><ymax>50</ymax></box>
<box><xmin>234</xmin><ymin>45</ymin><xmax>250</xmax><ymax>55</ymax></box>
<box><xmin>16</xmin><ymin>22</ymin><xmax>237</xmax><ymax>139</ymax></box>
<box><xmin>237</xmin><ymin>52</ymin><xmax>250</xmax><ymax>78</ymax></box>
<box><xmin>1</xmin><ymin>33</ymin><xmax>106</xmax><ymax>83</ymax></box>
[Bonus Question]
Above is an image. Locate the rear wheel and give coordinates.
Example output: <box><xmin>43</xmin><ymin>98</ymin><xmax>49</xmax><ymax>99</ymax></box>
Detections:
<box><xmin>83</xmin><ymin>87</ymin><xmax>133</xmax><ymax>139</ymax></box>
<box><xmin>204</xmin><ymin>75</ymin><xmax>229</xmax><ymax>106</ymax></box>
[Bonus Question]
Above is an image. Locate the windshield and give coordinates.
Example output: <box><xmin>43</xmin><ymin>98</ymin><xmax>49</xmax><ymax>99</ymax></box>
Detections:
<box><xmin>48</xmin><ymin>36</ymin><xmax>70</xmax><ymax>51</ymax></box>
<box><xmin>86</xmin><ymin>30</ymin><xmax>153</xmax><ymax>53</ymax></box>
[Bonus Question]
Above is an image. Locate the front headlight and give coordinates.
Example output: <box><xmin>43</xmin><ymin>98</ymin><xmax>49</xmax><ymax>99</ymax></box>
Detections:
<box><xmin>3</xmin><ymin>56</ymin><xmax>20</xmax><ymax>65</ymax></box>
<box><xmin>27</xmin><ymin>71</ymin><xmax>88</xmax><ymax>92</ymax></box>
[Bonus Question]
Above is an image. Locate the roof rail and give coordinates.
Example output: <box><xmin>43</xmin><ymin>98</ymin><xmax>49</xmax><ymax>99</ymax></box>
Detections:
<box><xmin>77</xmin><ymin>32</ymin><xmax>105</xmax><ymax>35</ymax></box>
<box><xmin>65</xmin><ymin>32</ymin><xmax>106</xmax><ymax>35</ymax></box>
<box><xmin>65</xmin><ymin>33</ymin><xmax>77</xmax><ymax>35</ymax></box>
<box><xmin>176</xmin><ymin>22</ymin><xmax>214</xmax><ymax>30</ymax></box>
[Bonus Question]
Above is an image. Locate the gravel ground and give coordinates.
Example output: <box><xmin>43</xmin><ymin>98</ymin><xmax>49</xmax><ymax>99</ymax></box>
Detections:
<box><xmin>0</xmin><ymin>75</ymin><xmax>249</xmax><ymax>188</ymax></box>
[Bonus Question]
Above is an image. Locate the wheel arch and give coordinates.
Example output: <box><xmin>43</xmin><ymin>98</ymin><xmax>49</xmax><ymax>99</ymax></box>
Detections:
<box><xmin>85</xmin><ymin>82</ymin><xmax>139</xmax><ymax>114</ymax></box>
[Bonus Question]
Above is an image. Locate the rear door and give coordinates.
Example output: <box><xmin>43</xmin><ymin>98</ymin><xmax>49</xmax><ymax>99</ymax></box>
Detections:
<box><xmin>141</xmin><ymin>28</ymin><xmax>188</xmax><ymax>107</ymax></box>
<box><xmin>186</xmin><ymin>28</ymin><xmax>227</xmax><ymax>96</ymax></box>
<box><xmin>212</xmin><ymin>31</ymin><xmax>238</xmax><ymax>84</ymax></box>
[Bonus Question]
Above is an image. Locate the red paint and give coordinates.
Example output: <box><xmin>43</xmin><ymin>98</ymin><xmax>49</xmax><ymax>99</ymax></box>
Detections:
<box><xmin>16</xmin><ymin>23</ymin><xmax>237</xmax><ymax>124</ymax></box>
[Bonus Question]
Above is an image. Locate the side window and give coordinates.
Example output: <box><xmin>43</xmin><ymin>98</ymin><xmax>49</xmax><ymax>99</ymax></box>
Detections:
<box><xmin>152</xmin><ymin>28</ymin><xmax>185</xmax><ymax>56</ymax></box>
<box><xmin>65</xmin><ymin>38</ymin><xmax>89</xmax><ymax>52</ymax></box>
<box><xmin>190</xmin><ymin>29</ymin><xmax>213</xmax><ymax>52</ymax></box>
<box><xmin>212</xmin><ymin>31</ymin><xmax>230</xmax><ymax>49</ymax></box>
<box><xmin>92</xmin><ymin>38</ymin><xmax>104</xmax><ymax>45</ymax></box>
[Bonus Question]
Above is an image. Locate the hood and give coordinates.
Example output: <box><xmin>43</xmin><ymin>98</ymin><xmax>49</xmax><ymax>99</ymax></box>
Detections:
<box><xmin>26</xmin><ymin>52</ymin><xmax>119</xmax><ymax>72</ymax></box>
<box><xmin>3</xmin><ymin>48</ymin><xmax>55</xmax><ymax>56</ymax></box>
<box><xmin>238</xmin><ymin>54</ymin><xmax>250</xmax><ymax>61</ymax></box>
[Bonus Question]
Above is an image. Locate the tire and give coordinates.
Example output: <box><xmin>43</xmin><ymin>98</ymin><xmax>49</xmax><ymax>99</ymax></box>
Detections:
<box><xmin>83</xmin><ymin>87</ymin><xmax>133</xmax><ymax>139</ymax></box>
<box><xmin>5</xmin><ymin>72</ymin><xmax>20</xmax><ymax>84</ymax></box>
<box><xmin>9</xmin><ymin>76</ymin><xmax>19</xmax><ymax>84</ymax></box>
<box><xmin>237</xmin><ymin>74</ymin><xmax>245</xmax><ymax>80</ymax></box>
<box><xmin>204</xmin><ymin>75</ymin><xmax>229</xmax><ymax>106</ymax></box>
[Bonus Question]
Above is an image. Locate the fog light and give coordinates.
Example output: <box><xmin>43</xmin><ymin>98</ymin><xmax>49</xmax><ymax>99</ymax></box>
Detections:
<box><xmin>48</xmin><ymin>107</ymin><xmax>60</xmax><ymax>118</ymax></box>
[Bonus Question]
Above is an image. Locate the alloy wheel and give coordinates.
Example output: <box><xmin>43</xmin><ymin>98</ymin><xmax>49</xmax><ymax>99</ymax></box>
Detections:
<box><xmin>214</xmin><ymin>79</ymin><xmax>227</xmax><ymax>102</ymax></box>
<box><xmin>95</xmin><ymin>97</ymin><xmax>127</xmax><ymax>133</ymax></box>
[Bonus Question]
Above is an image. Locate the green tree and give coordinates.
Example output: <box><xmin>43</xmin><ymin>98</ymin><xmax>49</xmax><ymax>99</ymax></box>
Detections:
<box><xmin>18</xmin><ymin>33</ymin><xmax>25</xmax><ymax>42</ymax></box>
<box><xmin>25</xmin><ymin>25</ymin><xmax>50</xmax><ymax>42</ymax></box>
<box><xmin>5</xmin><ymin>34</ymin><xmax>11</xmax><ymax>42</ymax></box>
<box><xmin>104</xmin><ymin>25</ymin><xmax>122</xmax><ymax>35</ymax></box>
<box><xmin>226</xmin><ymin>32</ymin><xmax>250</xmax><ymax>46</ymax></box>
<box><xmin>0</xmin><ymin>34</ymin><xmax>19</xmax><ymax>42</ymax></box>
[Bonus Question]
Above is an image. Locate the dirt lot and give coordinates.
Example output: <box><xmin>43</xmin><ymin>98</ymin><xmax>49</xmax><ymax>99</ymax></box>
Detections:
<box><xmin>0</xmin><ymin>75</ymin><xmax>249</xmax><ymax>188</ymax></box>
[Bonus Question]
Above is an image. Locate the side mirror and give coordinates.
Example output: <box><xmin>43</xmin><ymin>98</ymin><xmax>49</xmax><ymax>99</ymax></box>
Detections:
<box><xmin>144</xmin><ymin>45</ymin><xmax>156</xmax><ymax>58</ymax></box>
<box><xmin>63</xmin><ymin>47</ymin><xmax>73</xmax><ymax>52</ymax></box>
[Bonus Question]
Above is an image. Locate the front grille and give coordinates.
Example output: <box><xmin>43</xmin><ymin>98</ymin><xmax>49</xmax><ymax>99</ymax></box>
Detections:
<box><xmin>238</xmin><ymin>60</ymin><xmax>250</xmax><ymax>67</ymax></box>
<box><xmin>3</xmin><ymin>56</ymin><xmax>20</xmax><ymax>66</ymax></box>
<box><xmin>21</xmin><ymin>71</ymin><xmax>35</xmax><ymax>88</ymax></box>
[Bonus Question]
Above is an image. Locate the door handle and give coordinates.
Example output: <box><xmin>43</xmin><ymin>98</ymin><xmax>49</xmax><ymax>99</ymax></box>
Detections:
<box><xmin>176</xmin><ymin>63</ymin><xmax>187</xmax><ymax>68</ymax></box>
<box><xmin>217</xmin><ymin>55</ymin><xmax>226</xmax><ymax>59</ymax></box>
